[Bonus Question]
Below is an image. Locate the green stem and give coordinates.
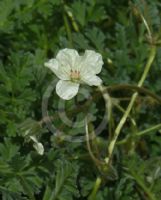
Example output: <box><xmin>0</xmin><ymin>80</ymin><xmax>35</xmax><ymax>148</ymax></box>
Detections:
<box><xmin>64</xmin><ymin>5</ymin><xmax>79</xmax><ymax>32</ymax></box>
<box><xmin>63</xmin><ymin>10</ymin><xmax>73</xmax><ymax>48</ymax></box>
<box><xmin>117</xmin><ymin>123</ymin><xmax>161</xmax><ymax>145</ymax></box>
<box><xmin>137</xmin><ymin>48</ymin><xmax>156</xmax><ymax>87</ymax></box>
<box><xmin>85</xmin><ymin>119</ymin><xmax>103</xmax><ymax>166</ymax></box>
<box><xmin>136</xmin><ymin>123</ymin><xmax>161</xmax><ymax>136</ymax></box>
<box><xmin>105</xmin><ymin>45</ymin><xmax>156</xmax><ymax>164</ymax></box>
<box><xmin>114</xmin><ymin>102</ymin><xmax>137</xmax><ymax>127</ymax></box>
<box><xmin>98</xmin><ymin>85</ymin><xmax>114</xmax><ymax>142</ymax></box>
<box><xmin>88</xmin><ymin>177</ymin><xmax>102</xmax><ymax>200</ymax></box>
<box><xmin>98</xmin><ymin>85</ymin><xmax>112</xmax><ymax>122</ymax></box>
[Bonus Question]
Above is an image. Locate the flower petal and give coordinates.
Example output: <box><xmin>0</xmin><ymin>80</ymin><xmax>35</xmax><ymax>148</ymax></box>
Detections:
<box><xmin>56</xmin><ymin>80</ymin><xmax>79</xmax><ymax>100</ymax></box>
<box><xmin>81</xmin><ymin>50</ymin><xmax>103</xmax><ymax>75</ymax></box>
<box><xmin>30</xmin><ymin>136</ymin><xmax>44</xmax><ymax>155</ymax></box>
<box><xmin>81</xmin><ymin>74</ymin><xmax>102</xmax><ymax>86</ymax></box>
<box><xmin>33</xmin><ymin>142</ymin><xmax>44</xmax><ymax>155</ymax></box>
<box><xmin>56</xmin><ymin>48</ymin><xmax>79</xmax><ymax>70</ymax></box>
<box><xmin>45</xmin><ymin>58</ymin><xmax>69</xmax><ymax>80</ymax></box>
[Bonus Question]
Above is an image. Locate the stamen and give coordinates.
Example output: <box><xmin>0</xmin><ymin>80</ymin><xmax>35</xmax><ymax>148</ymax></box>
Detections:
<box><xmin>70</xmin><ymin>69</ymin><xmax>80</xmax><ymax>81</ymax></box>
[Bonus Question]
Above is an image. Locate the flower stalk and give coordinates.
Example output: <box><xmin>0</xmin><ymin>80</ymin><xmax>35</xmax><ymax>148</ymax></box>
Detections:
<box><xmin>105</xmin><ymin>45</ymin><xmax>156</xmax><ymax>164</ymax></box>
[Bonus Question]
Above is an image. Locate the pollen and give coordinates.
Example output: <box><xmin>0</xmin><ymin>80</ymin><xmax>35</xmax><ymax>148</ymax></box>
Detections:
<box><xmin>70</xmin><ymin>69</ymin><xmax>80</xmax><ymax>80</ymax></box>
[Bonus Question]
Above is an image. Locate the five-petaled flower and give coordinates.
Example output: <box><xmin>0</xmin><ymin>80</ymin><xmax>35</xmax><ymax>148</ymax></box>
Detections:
<box><xmin>45</xmin><ymin>48</ymin><xmax>103</xmax><ymax>100</ymax></box>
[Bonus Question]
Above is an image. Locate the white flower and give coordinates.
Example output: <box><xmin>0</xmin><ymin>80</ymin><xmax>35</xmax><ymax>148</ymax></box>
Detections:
<box><xmin>45</xmin><ymin>48</ymin><xmax>103</xmax><ymax>100</ymax></box>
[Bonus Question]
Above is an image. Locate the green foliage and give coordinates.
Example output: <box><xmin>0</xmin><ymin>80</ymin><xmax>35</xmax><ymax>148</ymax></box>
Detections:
<box><xmin>0</xmin><ymin>0</ymin><xmax>161</xmax><ymax>199</ymax></box>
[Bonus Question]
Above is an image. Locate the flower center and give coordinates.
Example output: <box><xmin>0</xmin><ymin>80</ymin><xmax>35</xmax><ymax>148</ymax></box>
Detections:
<box><xmin>70</xmin><ymin>69</ymin><xmax>80</xmax><ymax>82</ymax></box>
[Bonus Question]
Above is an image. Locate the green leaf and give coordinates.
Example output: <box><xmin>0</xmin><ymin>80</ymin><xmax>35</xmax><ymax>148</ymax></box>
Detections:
<box><xmin>49</xmin><ymin>160</ymin><xmax>79</xmax><ymax>200</ymax></box>
<box><xmin>85</xmin><ymin>27</ymin><xmax>105</xmax><ymax>51</ymax></box>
